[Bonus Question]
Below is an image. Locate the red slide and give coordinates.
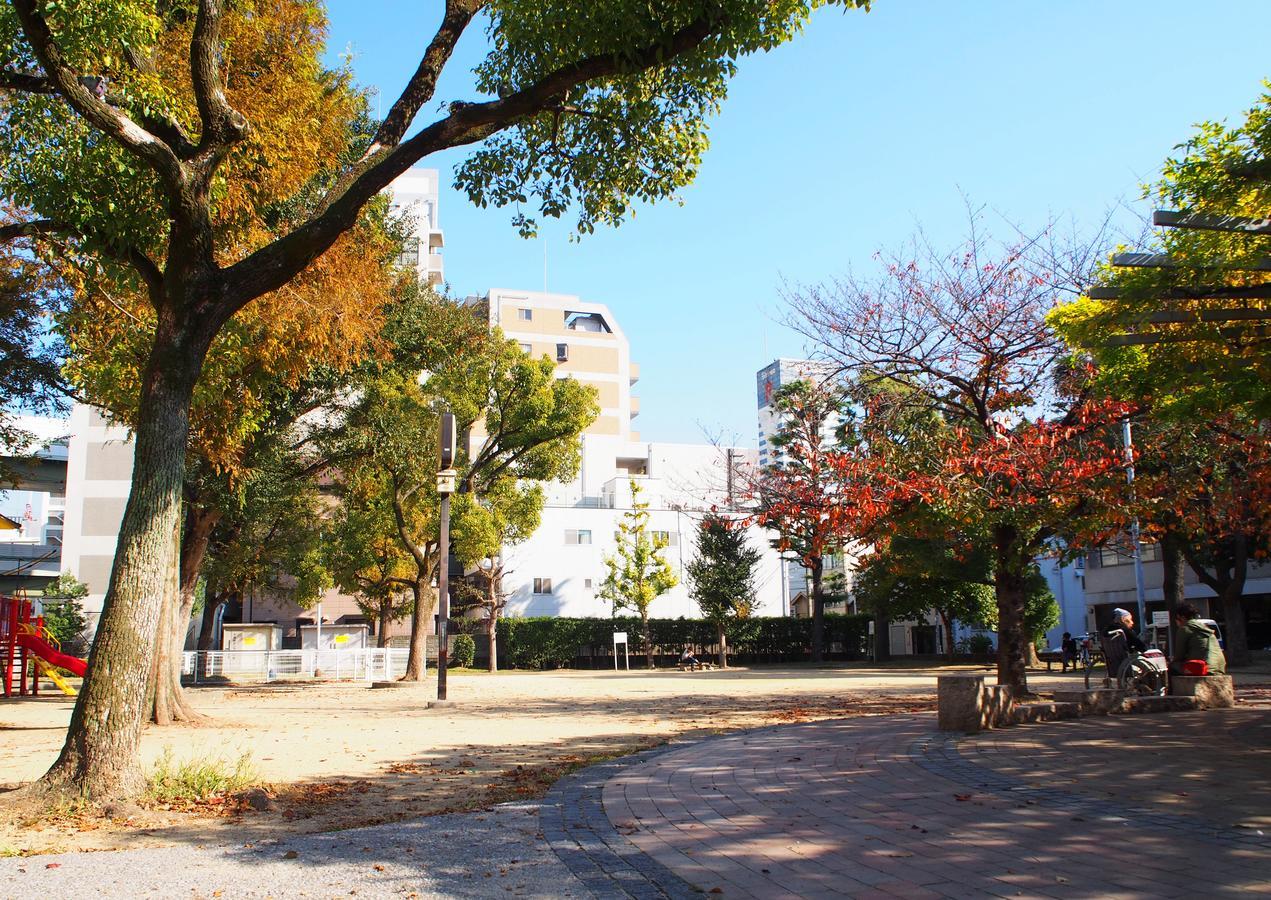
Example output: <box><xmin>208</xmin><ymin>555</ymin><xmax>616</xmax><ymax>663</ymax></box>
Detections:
<box><xmin>15</xmin><ymin>633</ymin><xmax>87</xmax><ymax>677</ymax></box>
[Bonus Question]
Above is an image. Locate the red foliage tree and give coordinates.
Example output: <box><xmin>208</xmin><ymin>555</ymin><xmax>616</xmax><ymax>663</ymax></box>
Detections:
<box><xmin>787</xmin><ymin>221</ymin><xmax>1128</xmax><ymax>694</ymax></box>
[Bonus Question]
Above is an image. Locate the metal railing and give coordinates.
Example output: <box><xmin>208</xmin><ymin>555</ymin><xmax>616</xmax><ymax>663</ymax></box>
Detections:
<box><xmin>181</xmin><ymin>648</ymin><xmax>414</xmax><ymax>683</ymax></box>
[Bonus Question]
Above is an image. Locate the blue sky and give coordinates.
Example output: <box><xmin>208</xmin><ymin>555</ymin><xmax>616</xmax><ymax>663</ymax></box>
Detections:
<box><xmin>323</xmin><ymin>1</ymin><xmax>1270</xmax><ymax>444</ymax></box>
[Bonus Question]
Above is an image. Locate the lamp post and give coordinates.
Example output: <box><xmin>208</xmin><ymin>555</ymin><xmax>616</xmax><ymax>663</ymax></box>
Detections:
<box><xmin>434</xmin><ymin>412</ymin><xmax>457</xmax><ymax>704</ymax></box>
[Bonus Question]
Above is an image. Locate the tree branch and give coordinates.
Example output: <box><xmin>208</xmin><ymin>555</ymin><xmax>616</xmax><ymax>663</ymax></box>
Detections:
<box><xmin>0</xmin><ymin>70</ymin><xmax>56</xmax><ymax>94</ymax></box>
<box><xmin>10</xmin><ymin>0</ymin><xmax>184</xmax><ymax>190</ymax></box>
<box><xmin>0</xmin><ymin>218</ymin><xmax>164</xmax><ymax>298</ymax></box>
<box><xmin>190</xmin><ymin>0</ymin><xmax>248</xmax><ymax>158</ymax></box>
<box><xmin>222</xmin><ymin>9</ymin><xmax>727</xmax><ymax>314</ymax></box>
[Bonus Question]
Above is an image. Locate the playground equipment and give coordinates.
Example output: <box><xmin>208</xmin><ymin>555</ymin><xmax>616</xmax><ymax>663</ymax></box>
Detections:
<box><xmin>0</xmin><ymin>593</ymin><xmax>87</xmax><ymax>698</ymax></box>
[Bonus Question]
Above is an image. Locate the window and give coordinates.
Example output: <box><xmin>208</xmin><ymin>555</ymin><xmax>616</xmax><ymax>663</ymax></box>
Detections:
<box><xmin>652</xmin><ymin>530</ymin><xmax>679</xmax><ymax>547</ymax></box>
<box><xmin>533</xmin><ymin>577</ymin><xmax>552</xmax><ymax>594</ymax></box>
<box><xmin>565</xmin><ymin>529</ymin><xmax>592</xmax><ymax>545</ymax></box>
<box><xmin>517</xmin><ymin>308</ymin><xmax>532</xmax><ymax>321</ymax></box>
<box><xmin>519</xmin><ymin>342</ymin><xmax>533</xmax><ymax>354</ymax></box>
<box><xmin>1099</xmin><ymin>541</ymin><xmax>1160</xmax><ymax>567</ymax></box>
<box><xmin>556</xmin><ymin>343</ymin><xmax>569</xmax><ymax>362</ymax></box>
<box><xmin>584</xmin><ymin>578</ymin><xmax>593</xmax><ymax>590</ymax></box>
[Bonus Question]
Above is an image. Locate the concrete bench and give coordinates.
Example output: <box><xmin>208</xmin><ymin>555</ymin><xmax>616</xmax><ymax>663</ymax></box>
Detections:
<box><xmin>1169</xmin><ymin>674</ymin><xmax>1235</xmax><ymax>709</ymax></box>
<box><xmin>937</xmin><ymin>674</ymin><xmax>1014</xmax><ymax>733</ymax></box>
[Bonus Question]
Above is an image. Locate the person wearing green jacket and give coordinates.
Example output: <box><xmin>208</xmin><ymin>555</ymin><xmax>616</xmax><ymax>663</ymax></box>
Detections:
<box><xmin>1171</xmin><ymin>602</ymin><xmax>1227</xmax><ymax>675</ymax></box>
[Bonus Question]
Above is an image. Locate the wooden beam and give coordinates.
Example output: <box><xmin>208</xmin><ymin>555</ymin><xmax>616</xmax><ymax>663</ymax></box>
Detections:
<box><xmin>1107</xmin><ymin>326</ymin><xmax>1269</xmax><ymax>347</ymax></box>
<box><xmin>1114</xmin><ymin>308</ymin><xmax>1271</xmax><ymax>326</ymax></box>
<box><xmin>1153</xmin><ymin>210</ymin><xmax>1271</xmax><ymax>235</ymax></box>
<box><xmin>1087</xmin><ymin>284</ymin><xmax>1271</xmax><ymax>300</ymax></box>
<box><xmin>1111</xmin><ymin>252</ymin><xmax>1271</xmax><ymax>272</ymax></box>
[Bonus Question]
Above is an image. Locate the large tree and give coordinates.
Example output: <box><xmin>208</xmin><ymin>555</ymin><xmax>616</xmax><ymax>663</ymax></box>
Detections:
<box><xmin>788</xmin><ymin>222</ymin><xmax>1127</xmax><ymax>695</ymax></box>
<box><xmin>327</xmin><ymin>292</ymin><xmax>596</xmax><ymax>680</ymax></box>
<box><xmin>686</xmin><ymin>511</ymin><xmax>759</xmax><ymax>668</ymax></box>
<box><xmin>2</xmin><ymin>0</ymin><xmax>866</xmax><ymax>801</ymax></box>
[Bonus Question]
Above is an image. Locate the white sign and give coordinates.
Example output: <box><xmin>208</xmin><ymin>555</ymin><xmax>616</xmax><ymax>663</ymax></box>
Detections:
<box><xmin>1152</xmin><ymin>611</ymin><xmax>1170</xmax><ymax>627</ymax></box>
<box><xmin>613</xmin><ymin>632</ymin><xmax>627</xmax><ymax>644</ymax></box>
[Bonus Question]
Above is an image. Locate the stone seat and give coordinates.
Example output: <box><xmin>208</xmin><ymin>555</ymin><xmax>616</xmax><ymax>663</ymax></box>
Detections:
<box><xmin>1169</xmin><ymin>674</ymin><xmax>1235</xmax><ymax>709</ymax></box>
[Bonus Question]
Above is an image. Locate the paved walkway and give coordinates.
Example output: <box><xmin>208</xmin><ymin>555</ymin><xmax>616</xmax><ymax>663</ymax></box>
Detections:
<box><xmin>569</xmin><ymin>708</ymin><xmax>1271</xmax><ymax>899</ymax></box>
<box><xmin>2</xmin><ymin>708</ymin><xmax>1268</xmax><ymax>897</ymax></box>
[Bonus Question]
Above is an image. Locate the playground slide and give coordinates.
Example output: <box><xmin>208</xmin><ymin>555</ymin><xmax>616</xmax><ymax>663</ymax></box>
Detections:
<box><xmin>15</xmin><ymin>632</ymin><xmax>87</xmax><ymax>677</ymax></box>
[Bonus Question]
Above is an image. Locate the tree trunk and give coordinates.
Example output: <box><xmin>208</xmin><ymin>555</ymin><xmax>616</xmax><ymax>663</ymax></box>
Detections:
<box><xmin>39</xmin><ymin>331</ymin><xmax>205</xmax><ymax>802</ymax></box>
<box><xmin>809</xmin><ymin>557</ymin><xmax>825</xmax><ymax>662</ymax></box>
<box><xmin>993</xmin><ymin>524</ymin><xmax>1029</xmax><ymax>696</ymax></box>
<box><xmin>1183</xmin><ymin>534</ymin><xmax>1250</xmax><ymax>667</ymax></box>
<box><xmin>642</xmin><ymin>610</ymin><xmax>653</xmax><ymax>670</ymax></box>
<box><xmin>487</xmin><ymin>612</ymin><xmax>498</xmax><ymax>673</ymax></box>
<box><xmin>938</xmin><ymin>609</ymin><xmax>955</xmax><ymax>662</ymax></box>
<box><xmin>1221</xmin><ymin>588</ymin><xmax>1250</xmax><ymax>668</ymax></box>
<box><xmin>716</xmin><ymin>621</ymin><xmax>728</xmax><ymax>669</ymax></box>
<box><xmin>1161</xmin><ymin>531</ymin><xmax>1186</xmax><ymax>656</ymax></box>
<box><xmin>873</xmin><ymin>608</ymin><xmax>891</xmax><ymax>663</ymax></box>
<box><xmin>152</xmin><ymin>504</ymin><xmax>216</xmax><ymax>724</ymax></box>
<box><xmin>403</xmin><ymin>573</ymin><xmax>436</xmax><ymax>680</ymax></box>
<box><xmin>376</xmin><ymin>600</ymin><xmax>390</xmax><ymax>648</ymax></box>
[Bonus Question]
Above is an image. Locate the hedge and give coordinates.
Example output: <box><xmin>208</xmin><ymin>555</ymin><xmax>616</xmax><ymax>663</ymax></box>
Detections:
<box><xmin>485</xmin><ymin>614</ymin><xmax>872</xmax><ymax>670</ymax></box>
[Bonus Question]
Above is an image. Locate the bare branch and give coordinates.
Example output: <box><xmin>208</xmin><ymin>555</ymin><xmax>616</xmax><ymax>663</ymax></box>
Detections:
<box><xmin>0</xmin><ymin>70</ymin><xmax>56</xmax><ymax>94</ymax></box>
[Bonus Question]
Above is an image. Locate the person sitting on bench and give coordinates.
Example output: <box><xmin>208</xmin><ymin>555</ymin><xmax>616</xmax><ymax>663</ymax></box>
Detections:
<box><xmin>1170</xmin><ymin>602</ymin><xmax>1226</xmax><ymax>675</ymax></box>
<box><xmin>679</xmin><ymin>648</ymin><xmax>702</xmax><ymax>671</ymax></box>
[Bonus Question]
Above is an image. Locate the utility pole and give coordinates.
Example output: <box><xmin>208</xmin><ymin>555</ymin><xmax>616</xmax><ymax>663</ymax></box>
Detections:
<box><xmin>433</xmin><ymin>412</ymin><xmax>457</xmax><ymax>706</ymax></box>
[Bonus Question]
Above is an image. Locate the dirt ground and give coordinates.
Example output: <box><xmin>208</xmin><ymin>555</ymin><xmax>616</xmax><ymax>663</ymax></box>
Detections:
<box><xmin>0</xmin><ymin>662</ymin><xmax>1262</xmax><ymax>855</ymax></box>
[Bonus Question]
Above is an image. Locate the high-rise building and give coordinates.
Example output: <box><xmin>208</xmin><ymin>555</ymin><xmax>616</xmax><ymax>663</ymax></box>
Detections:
<box><xmin>755</xmin><ymin>358</ymin><xmax>843</xmax><ymax>469</ymax></box>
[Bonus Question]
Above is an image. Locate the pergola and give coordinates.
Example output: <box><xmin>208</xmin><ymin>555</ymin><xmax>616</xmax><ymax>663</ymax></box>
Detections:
<box><xmin>1091</xmin><ymin>210</ymin><xmax>1271</xmax><ymax>347</ymax></box>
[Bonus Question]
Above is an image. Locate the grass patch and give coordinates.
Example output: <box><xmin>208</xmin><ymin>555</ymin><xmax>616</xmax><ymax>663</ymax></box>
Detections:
<box><xmin>147</xmin><ymin>748</ymin><xmax>258</xmax><ymax>805</ymax></box>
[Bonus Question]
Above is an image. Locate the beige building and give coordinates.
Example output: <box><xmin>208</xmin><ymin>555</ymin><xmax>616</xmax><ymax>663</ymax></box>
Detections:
<box><xmin>466</xmin><ymin>290</ymin><xmax>640</xmax><ymax>442</ymax></box>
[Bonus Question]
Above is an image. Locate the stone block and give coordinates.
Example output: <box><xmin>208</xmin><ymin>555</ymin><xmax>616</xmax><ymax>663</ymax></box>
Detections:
<box><xmin>1052</xmin><ymin>689</ymin><xmax>1125</xmax><ymax>715</ymax></box>
<box><xmin>1169</xmin><ymin>675</ymin><xmax>1235</xmax><ymax>709</ymax></box>
<box><xmin>1012</xmin><ymin>701</ymin><xmax>1081</xmax><ymax>724</ymax></box>
<box><xmin>938</xmin><ymin>674</ymin><xmax>1013</xmax><ymax>733</ymax></box>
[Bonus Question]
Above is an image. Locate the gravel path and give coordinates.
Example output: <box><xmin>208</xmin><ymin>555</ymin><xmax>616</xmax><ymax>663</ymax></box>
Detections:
<box><xmin>0</xmin><ymin>802</ymin><xmax>588</xmax><ymax>899</ymax></box>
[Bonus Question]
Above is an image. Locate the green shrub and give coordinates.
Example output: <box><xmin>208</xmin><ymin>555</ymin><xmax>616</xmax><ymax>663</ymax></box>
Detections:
<box><xmin>147</xmin><ymin>749</ymin><xmax>258</xmax><ymax>803</ymax></box>
<box><xmin>494</xmin><ymin>614</ymin><xmax>872</xmax><ymax>670</ymax></box>
<box><xmin>450</xmin><ymin>634</ymin><xmax>476</xmax><ymax>668</ymax></box>
<box><xmin>959</xmin><ymin>633</ymin><xmax>994</xmax><ymax>655</ymax></box>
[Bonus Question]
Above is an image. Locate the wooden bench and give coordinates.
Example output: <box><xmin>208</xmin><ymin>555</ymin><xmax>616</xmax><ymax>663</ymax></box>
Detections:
<box><xmin>676</xmin><ymin>661</ymin><xmax>716</xmax><ymax>672</ymax></box>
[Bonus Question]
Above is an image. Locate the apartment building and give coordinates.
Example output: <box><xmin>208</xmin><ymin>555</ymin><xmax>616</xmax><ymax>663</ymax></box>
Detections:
<box><xmin>467</xmin><ymin>289</ymin><xmax>640</xmax><ymax>441</ymax></box>
<box><xmin>756</xmin><ymin>358</ymin><xmax>844</xmax><ymax>469</ymax></box>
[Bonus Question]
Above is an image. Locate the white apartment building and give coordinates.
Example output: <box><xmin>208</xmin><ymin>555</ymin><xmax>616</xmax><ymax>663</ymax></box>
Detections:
<box><xmin>465</xmin><ymin>290</ymin><xmax>786</xmax><ymax>617</ymax></box>
<box><xmin>388</xmin><ymin>167</ymin><xmax>445</xmax><ymax>286</ymax></box>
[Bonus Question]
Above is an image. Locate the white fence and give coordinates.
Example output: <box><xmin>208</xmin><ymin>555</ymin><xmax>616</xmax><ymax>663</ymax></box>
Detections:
<box><xmin>181</xmin><ymin>649</ymin><xmax>414</xmax><ymax>683</ymax></box>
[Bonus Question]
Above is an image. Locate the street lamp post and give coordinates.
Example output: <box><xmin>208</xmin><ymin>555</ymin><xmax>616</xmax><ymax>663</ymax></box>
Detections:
<box><xmin>434</xmin><ymin>412</ymin><xmax>457</xmax><ymax>704</ymax></box>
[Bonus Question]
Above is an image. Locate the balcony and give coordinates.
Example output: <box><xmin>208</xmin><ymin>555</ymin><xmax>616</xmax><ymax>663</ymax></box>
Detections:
<box><xmin>428</xmin><ymin>228</ymin><xmax>444</xmax><ymax>250</ymax></box>
<box><xmin>629</xmin><ymin>396</ymin><xmax>640</xmax><ymax>419</ymax></box>
<box><xmin>426</xmin><ymin>252</ymin><xmax>444</xmax><ymax>285</ymax></box>
<box><xmin>629</xmin><ymin>363</ymin><xmax>640</xmax><ymax>385</ymax></box>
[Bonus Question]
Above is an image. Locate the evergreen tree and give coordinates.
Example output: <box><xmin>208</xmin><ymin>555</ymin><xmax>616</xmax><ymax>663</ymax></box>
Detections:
<box><xmin>601</xmin><ymin>480</ymin><xmax>678</xmax><ymax>669</ymax></box>
<box><xmin>687</xmin><ymin>513</ymin><xmax>760</xmax><ymax>668</ymax></box>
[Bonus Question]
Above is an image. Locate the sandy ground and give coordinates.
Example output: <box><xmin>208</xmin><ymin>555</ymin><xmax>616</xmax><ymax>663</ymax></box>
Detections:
<box><xmin>0</xmin><ymin>662</ymin><xmax>1263</xmax><ymax>855</ymax></box>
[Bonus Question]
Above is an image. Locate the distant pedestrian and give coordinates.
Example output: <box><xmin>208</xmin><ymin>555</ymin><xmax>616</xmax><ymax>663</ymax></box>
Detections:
<box><xmin>1061</xmin><ymin>632</ymin><xmax>1078</xmax><ymax>671</ymax></box>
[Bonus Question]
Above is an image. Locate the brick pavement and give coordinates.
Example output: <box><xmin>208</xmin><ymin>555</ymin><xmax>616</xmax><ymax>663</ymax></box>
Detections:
<box><xmin>582</xmin><ymin>710</ymin><xmax>1271</xmax><ymax>899</ymax></box>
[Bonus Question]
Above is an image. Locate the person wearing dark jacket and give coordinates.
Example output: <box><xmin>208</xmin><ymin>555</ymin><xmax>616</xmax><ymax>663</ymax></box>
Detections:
<box><xmin>1108</xmin><ymin>607</ymin><xmax>1147</xmax><ymax>653</ymax></box>
<box><xmin>1171</xmin><ymin>602</ymin><xmax>1227</xmax><ymax>675</ymax></box>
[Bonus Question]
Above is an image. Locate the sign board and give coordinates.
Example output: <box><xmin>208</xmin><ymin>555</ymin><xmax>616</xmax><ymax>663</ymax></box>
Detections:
<box><xmin>612</xmin><ymin>632</ymin><xmax>629</xmax><ymax>671</ymax></box>
<box><xmin>1152</xmin><ymin>610</ymin><xmax>1170</xmax><ymax>627</ymax></box>
<box><xmin>436</xmin><ymin>468</ymin><xmax>457</xmax><ymax>494</ymax></box>
<box><xmin>439</xmin><ymin>412</ymin><xmax>456</xmax><ymax>469</ymax></box>
<box><xmin>613</xmin><ymin>632</ymin><xmax>627</xmax><ymax>644</ymax></box>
